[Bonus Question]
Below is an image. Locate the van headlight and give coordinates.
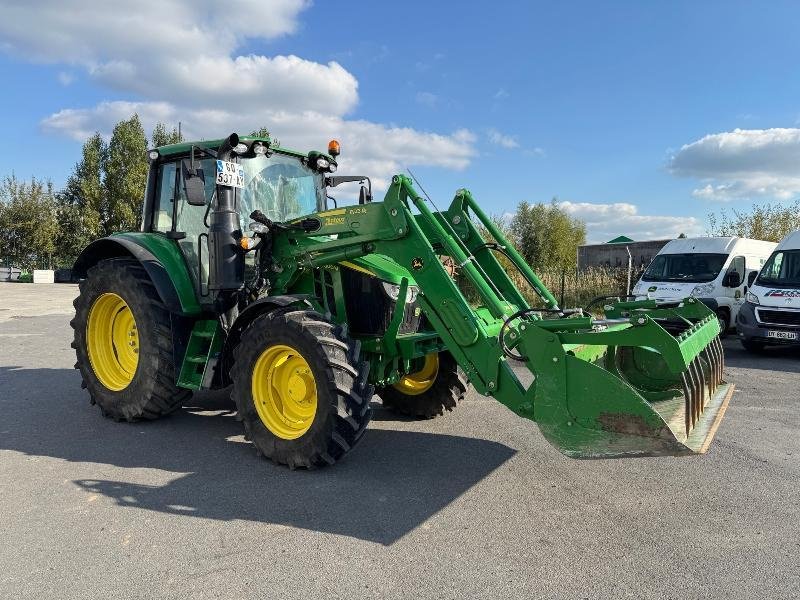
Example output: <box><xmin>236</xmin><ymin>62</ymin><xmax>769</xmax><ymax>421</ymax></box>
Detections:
<box><xmin>745</xmin><ymin>291</ymin><xmax>760</xmax><ymax>305</ymax></box>
<box><xmin>690</xmin><ymin>283</ymin><xmax>715</xmax><ymax>297</ymax></box>
<box><xmin>381</xmin><ymin>281</ymin><xmax>419</xmax><ymax>304</ymax></box>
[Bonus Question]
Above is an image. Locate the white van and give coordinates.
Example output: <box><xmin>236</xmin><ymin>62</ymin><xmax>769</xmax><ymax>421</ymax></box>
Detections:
<box><xmin>632</xmin><ymin>237</ymin><xmax>776</xmax><ymax>334</ymax></box>
<box><xmin>736</xmin><ymin>230</ymin><xmax>800</xmax><ymax>351</ymax></box>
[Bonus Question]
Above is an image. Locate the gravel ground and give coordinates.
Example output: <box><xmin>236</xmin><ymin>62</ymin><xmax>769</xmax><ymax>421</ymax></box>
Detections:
<box><xmin>0</xmin><ymin>283</ymin><xmax>798</xmax><ymax>599</ymax></box>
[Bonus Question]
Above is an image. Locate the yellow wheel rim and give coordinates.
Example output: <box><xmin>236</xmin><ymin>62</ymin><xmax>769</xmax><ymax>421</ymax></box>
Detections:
<box><xmin>251</xmin><ymin>344</ymin><xmax>317</xmax><ymax>440</ymax></box>
<box><xmin>393</xmin><ymin>353</ymin><xmax>439</xmax><ymax>396</ymax></box>
<box><xmin>86</xmin><ymin>292</ymin><xmax>139</xmax><ymax>391</ymax></box>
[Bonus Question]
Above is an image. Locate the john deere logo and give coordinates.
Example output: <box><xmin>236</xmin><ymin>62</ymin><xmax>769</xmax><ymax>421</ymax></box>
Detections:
<box><xmin>648</xmin><ymin>286</ymin><xmax>657</xmax><ymax>292</ymax></box>
<box><xmin>411</xmin><ymin>257</ymin><xmax>424</xmax><ymax>270</ymax></box>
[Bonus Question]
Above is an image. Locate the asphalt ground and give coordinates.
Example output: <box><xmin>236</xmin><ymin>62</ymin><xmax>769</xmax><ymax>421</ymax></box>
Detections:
<box><xmin>0</xmin><ymin>283</ymin><xmax>798</xmax><ymax>599</ymax></box>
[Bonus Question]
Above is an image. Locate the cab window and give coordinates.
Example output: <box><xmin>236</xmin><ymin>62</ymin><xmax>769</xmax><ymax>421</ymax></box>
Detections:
<box><xmin>151</xmin><ymin>158</ymin><xmax>217</xmax><ymax>294</ymax></box>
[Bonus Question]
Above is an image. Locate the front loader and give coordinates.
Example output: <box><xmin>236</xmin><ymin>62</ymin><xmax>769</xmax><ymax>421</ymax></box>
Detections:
<box><xmin>71</xmin><ymin>132</ymin><xmax>733</xmax><ymax>468</ymax></box>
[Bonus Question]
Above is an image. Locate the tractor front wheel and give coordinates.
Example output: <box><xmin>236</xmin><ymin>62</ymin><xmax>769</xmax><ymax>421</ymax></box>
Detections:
<box><xmin>231</xmin><ymin>309</ymin><xmax>373</xmax><ymax>468</ymax></box>
<box><xmin>71</xmin><ymin>258</ymin><xmax>190</xmax><ymax>421</ymax></box>
<box><xmin>379</xmin><ymin>352</ymin><xmax>468</xmax><ymax>419</ymax></box>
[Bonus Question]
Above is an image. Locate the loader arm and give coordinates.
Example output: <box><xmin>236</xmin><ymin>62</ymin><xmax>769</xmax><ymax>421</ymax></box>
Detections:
<box><xmin>270</xmin><ymin>175</ymin><xmax>733</xmax><ymax>458</ymax></box>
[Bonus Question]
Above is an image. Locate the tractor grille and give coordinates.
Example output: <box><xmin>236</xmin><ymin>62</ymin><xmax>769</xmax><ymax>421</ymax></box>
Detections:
<box><xmin>756</xmin><ymin>308</ymin><xmax>800</xmax><ymax>327</ymax></box>
<box><xmin>341</xmin><ymin>268</ymin><xmax>421</xmax><ymax>336</ymax></box>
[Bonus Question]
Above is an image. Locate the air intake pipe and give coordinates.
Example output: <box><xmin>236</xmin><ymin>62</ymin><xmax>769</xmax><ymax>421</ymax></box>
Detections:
<box><xmin>208</xmin><ymin>133</ymin><xmax>244</xmax><ymax>292</ymax></box>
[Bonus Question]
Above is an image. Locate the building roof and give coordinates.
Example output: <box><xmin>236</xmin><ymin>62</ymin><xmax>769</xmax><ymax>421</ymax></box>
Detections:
<box><xmin>606</xmin><ymin>235</ymin><xmax>634</xmax><ymax>243</ymax></box>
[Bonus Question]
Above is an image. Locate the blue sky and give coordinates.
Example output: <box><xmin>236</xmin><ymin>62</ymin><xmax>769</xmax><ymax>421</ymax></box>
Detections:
<box><xmin>1</xmin><ymin>0</ymin><xmax>799</xmax><ymax>242</ymax></box>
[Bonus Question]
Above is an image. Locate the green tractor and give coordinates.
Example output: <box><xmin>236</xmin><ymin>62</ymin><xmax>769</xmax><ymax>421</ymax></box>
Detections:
<box><xmin>71</xmin><ymin>132</ymin><xmax>734</xmax><ymax>468</ymax></box>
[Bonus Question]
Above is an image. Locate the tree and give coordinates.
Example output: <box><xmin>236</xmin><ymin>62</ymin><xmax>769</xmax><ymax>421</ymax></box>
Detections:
<box><xmin>55</xmin><ymin>133</ymin><xmax>106</xmax><ymax>264</ymax></box>
<box><xmin>707</xmin><ymin>201</ymin><xmax>800</xmax><ymax>242</ymax></box>
<box><xmin>0</xmin><ymin>175</ymin><xmax>59</xmax><ymax>271</ymax></box>
<box><xmin>151</xmin><ymin>122</ymin><xmax>183</xmax><ymax>147</ymax></box>
<box><xmin>103</xmin><ymin>114</ymin><xmax>149</xmax><ymax>233</ymax></box>
<box><xmin>250</xmin><ymin>126</ymin><xmax>271</xmax><ymax>138</ymax></box>
<box><xmin>510</xmin><ymin>200</ymin><xmax>586</xmax><ymax>271</ymax></box>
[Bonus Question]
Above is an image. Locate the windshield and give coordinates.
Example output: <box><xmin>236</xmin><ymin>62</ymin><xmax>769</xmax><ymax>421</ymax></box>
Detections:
<box><xmin>239</xmin><ymin>153</ymin><xmax>325</xmax><ymax>225</ymax></box>
<box><xmin>641</xmin><ymin>253</ymin><xmax>728</xmax><ymax>283</ymax></box>
<box><xmin>756</xmin><ymin>249</ymin><xmax>800</xmax><ymax>287</ymax></box>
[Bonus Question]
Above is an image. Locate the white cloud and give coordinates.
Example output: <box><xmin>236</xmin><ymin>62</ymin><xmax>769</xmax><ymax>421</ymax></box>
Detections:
<box><xmin>487</xmin><ymin>128</ymin><xmax>519</xmax><ymax>149</ymax></box>
<box><xmin>669</xmin><ymin>128</ymin><xmax>800</xmax><ymax>201</ymax></box>
<box><xmin>0</xmin><ymin>0</ymin><xmax>475</xmax><ymax>185</ymax></box>
<box><xmin>558</xmin><ymin>201</ymin><xmax>702</xmax><ymax>243</ymax></box>
<box><xmin>42</xmin><ymin>100</ymin><xmax>475</xmax><ymax>190</ymax></box>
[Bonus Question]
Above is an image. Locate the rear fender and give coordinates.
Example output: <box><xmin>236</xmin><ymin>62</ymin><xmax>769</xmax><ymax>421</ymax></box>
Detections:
<box><xmin>73</xmin><ymin>233</ymin><xmax>201</xmax><ymax>316</ymax></box>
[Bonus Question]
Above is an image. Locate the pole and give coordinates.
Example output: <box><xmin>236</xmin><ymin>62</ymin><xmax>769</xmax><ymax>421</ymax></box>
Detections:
<box><xmin>625</xmin><ymin>246</ymin><xmax>632</xmax><ymax>296</ymax></box>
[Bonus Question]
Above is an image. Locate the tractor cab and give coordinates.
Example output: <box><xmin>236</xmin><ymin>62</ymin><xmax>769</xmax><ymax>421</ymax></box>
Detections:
<box><xmin>143</xmin><ymin>136</ymin><xmax>339</xmax><ymax>297</ymax></box>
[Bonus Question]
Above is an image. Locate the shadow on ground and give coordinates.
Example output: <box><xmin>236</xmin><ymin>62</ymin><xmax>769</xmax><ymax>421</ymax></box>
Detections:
<box><xmin>0</xmin><ymin>366</ymin><xmax>515</xmax><ymax>545</ymax></box>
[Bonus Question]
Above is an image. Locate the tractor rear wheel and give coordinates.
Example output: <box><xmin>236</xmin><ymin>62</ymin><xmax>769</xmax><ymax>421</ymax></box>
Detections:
<box><xmin>231</xmin><ymin>309</ymin><xmax>373</xmax><ymax>468</ymax></box>
<box><xmin>379</xmin><ymin>352</ymin><xmax>468</xmax><ymax>419</ymax></box>
<box><xmin>71</xmin><ymin>258</ymin><xmax>190</xmax><ymax>421</ymax></box>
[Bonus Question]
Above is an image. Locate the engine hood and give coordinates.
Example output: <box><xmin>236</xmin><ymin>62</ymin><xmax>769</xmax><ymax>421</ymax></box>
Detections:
<box><xmin>633</xmin><ymin>281</ymin><xmax>699</xmax><ymax>301</ymax></box>
<box><xmin>750</xmin><ymin>284</ymin><xmax>800</xmax><ymax>309</ymax></box>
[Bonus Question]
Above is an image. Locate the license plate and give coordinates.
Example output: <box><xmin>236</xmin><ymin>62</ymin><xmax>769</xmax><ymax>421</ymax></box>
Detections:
<box><xmin>216</xmin><ymin>160</ymin><xmax>244</xmax><ymax>188</ymax></box>
<box><xmin>767</xmin><ymin>330</ymin><xmax>798</xmax><ymax>340</ymax></box>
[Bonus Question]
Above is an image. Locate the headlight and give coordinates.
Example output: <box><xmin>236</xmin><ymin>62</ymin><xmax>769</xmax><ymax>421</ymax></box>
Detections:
<box><xmin>327</xmin><ymin>162</ymin><xmax>337</xmax><ymax>173</ymax></box>
<box><xmin>690</xmin><ymin>283</ymin><xmax>715</xmax><ymax>297</ymax></box>
<box><xmin>745</xmin><ymin>291</ymin><xmax>760</xmax><ymax>305</ymax></box>
<box><xmin>381</xmin><ymin>281</ymin><xmax>419</xmax><ymax>303</ymax></box>
<box><xmin>316</xmin><ymin>157</ymin><xmax>330</xmax><ymax>170</ymax></box>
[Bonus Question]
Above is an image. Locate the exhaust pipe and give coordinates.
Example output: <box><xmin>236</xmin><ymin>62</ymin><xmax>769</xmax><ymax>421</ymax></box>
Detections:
<box><xmin>208</xmin><ymin>133</ymin><xmax>244</xmax><ymax>292</ymax></box>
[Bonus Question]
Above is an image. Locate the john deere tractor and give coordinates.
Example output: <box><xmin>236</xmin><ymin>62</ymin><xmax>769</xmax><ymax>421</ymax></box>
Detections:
<box><xmin>71</xmin><ymin>132</ymin><xmax>734</xmax><ymax>468</ymax></box>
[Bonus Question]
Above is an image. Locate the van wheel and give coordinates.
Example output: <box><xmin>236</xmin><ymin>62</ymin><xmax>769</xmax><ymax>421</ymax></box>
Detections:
<box><xmin>716</xmin><ymin>310</ymin><xmax>729</xmax><ymax>338</ymax></box>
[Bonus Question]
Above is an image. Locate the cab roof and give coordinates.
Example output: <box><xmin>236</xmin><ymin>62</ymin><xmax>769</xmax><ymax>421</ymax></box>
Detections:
<box><xmin>153</xmin><ymin>136</ymin><xmax>308</xmax><ymax>160</ymax></box>
<box><xmin>776</xmin><ymin>229</ymin><xmax>800</xmax><ymax>251</ymax></box>
<box><xmin>659</xmin><ymin>236</ymin><xmax>776</xmax><ymax>255</ymax></box>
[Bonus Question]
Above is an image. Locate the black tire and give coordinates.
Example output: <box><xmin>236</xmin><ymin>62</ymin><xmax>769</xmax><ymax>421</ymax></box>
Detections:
<box><xmin>231</xmin><ymin>309</ymin><xmax>373</xmax><ymax>468</ymax></box>
<box><xmin>71</xmin><ymin>258</ymin><xmax>190</xmax><ymax>421</ymax></box>
<box><xmin>716</xmin><ymin>310</ymin><xmax>729</xmax><ymax>338</ymax></box>
<box><xmin>741</xmin><ymin>339</ymin><xmax>765</xmax><ymax>353</ymax></box>
<box><xmin>379</xmin><ymin>352</ymin><xmax>468</xmax><ymax>419</ymax></box>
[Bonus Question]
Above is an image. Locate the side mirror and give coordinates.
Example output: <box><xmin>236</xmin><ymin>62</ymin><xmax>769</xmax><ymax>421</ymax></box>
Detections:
<box><xmin>182</xmin><ymin>160</ymin><xmax>207</xmax><ymax>206</ymax></box>
<box><xmin>747</xmin><ymin>271</ymin><xmax>758</xmax><ymax>286</ymax></box>
<box><xmin>358</xmin><ymin>184</ymin><xmax>372</xmax><ymax>204</ymax></box>
<box><xmin>724</xmin><ymin>271</ymin><xmax>742</xmax><ymax>288</ymax></box>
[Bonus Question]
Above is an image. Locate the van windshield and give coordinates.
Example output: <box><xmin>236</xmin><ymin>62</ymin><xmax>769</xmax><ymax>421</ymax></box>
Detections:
<box><xmin>756</xmin><ymin>250</ymin><xmax>800</xmax><ymax>287</ymax></box>
<box><xmin>641</xmin><ymin>253</ymin><xmax>727</xmax><ymax>283</ymax></box>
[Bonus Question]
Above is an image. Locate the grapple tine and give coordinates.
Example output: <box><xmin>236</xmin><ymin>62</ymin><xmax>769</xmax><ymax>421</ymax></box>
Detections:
<box><xmin>681</xmin><ymin>371</ymin><xmax>692</xmax><ymax>436</ymax></box>
<box><xmin>695</xmin><ymin>357</ymin><xmax>708</xmax><ymax>412</ymax></box>
<box><xmin>701</xmin><ymin>348</ymin><xmax>715</xmax><ymax>395</ymax></box>
<box><xmin>685</xmin><ymin>361</ymin><xmax>694</xmax><ymax>431</ymax></box>
<box><xmin>710</xmin><ymin>340</ymin><xmax>721</xmax><ymax>386</ymax></box>
<box><xmin>689</xmin><ymin>359</ymin><xmax>701</xmax><ymax>427</ymax></box>
<box><xmin>709</xmin><ymin>338</ymin><xmax>719</xmax><ymax>386</ymax></box>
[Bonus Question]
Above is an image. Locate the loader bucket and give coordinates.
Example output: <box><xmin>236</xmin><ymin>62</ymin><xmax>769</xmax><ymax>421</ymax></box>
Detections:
<box><xmin>518</xmin><ymin>299</ymin><xmax>734</xmax><ymax>458</ymax></box>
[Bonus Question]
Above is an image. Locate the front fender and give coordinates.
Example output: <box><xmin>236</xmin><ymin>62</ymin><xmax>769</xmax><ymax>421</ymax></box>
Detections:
<box><xmin>73</xmin><ymin>233</ymin><xmax>201</xmax><ymax>316</ymax></box>
<box><xmin>217</xmin><ymin>295</ymin><xmax>313</xmax><ymax>387</ymax></box>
